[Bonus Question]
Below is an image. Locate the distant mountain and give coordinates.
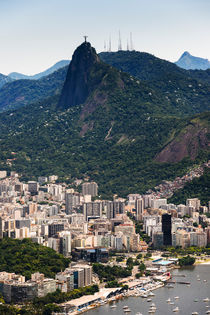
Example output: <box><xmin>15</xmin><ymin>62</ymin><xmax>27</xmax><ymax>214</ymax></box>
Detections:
<box><xmin>0</xmin><ymin>43</ymin><xmax>209</xmax><ymax>198</ymax></box>
<box><xmin>175</xmin><ymin>51</ymin><xmax>210</xmax><ymax>70</ymax></box>
<box><xmin>0</xmin><ymin>73</ymin><xmax>13</xmax><ymax>89</ymax></box>
<box><xmin>99</xmin><ymin>50</ymin><xmax>210</xmax><ymax>114</ymax></box>
<box><xmin>8</xmin><ymin>60</ymin><xmax>70</xmax><ymax>80</ymax></box>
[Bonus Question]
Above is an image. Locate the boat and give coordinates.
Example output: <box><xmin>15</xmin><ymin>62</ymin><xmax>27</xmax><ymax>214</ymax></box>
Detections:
<box><xmin>170</xmin><ymin>302</ymin><xmax>175</xmax><ymax>305</ymax></box>
<box><xmin>151</xmin><ymin>303</ymin><xmax>156</xmax><ymax>307</ymax></box>
<box><xmin>147</xmin><ymin>298</ymin><xmax>152</xmax><ymax>302</ymax></box>
<box><xmin>204</xmin><ymin>280</ymin><xmax>207</xmax><ymax>282</ymax></box>
<box><xmin>192</xmin><ymin>312</ymin><xmax>199</xmax><ymax>315</ymax></box>
<box><xmin>149</xmin><ymin>291</ymin><xmax>155</xmax><ymax>296</ymax></box>
<box><xmin>148</xmin><ymin>310</ymin><xmax>156</xmax><ymax>314</ymax></box>
<box><xmin>206</xmin><ymin>311</ymin><xmax>210</xmax><ymax>314</ymax></box>
<box><xmin>197</xmin><ymin>279</ymin><xmax>201</xmax><ymax>281</ymax></box>
<box><xmin>124</xmin><ymin>308</ymin><xmax>131</xmax><ymax>313</ymax></box>
<box><xmin>123</xmin><ymin>306</ymin><xmax>129</xmax><ymax>309</ymax></box>
<box><xmin>136</xmin><ymin>313</ymin><xmax>143</xmax><ymax>315</ymax></box>
<box><xmin>166</xmin><ymin>298</ymin><xmax>171</xmax><ymax>303</ymax></box>
<box><xmin>174</xmin><ymin>296</ymin><xmax>179</xmax><ymax>299</ymax></box>
<box><xmin>204</xmin><ymin>298</ymin><xmax>210</xmax><ymax>302</ymax></box>
<box><xmin>173</xmin><ymin>307</ymin><xmax>179</xmax><ymax>312</ymax></box>
<box><xmin>194</xmin><ymin>299</ymin><xmax>198</xmax><ymax>302</ymax></box>
<box><xmin>110</xmin><ymin>305</ymin><xmax>117</xmax><ymax>309</ymax></box>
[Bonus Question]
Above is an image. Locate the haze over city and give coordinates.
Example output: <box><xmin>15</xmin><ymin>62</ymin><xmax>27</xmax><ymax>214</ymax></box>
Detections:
<box><xmin>0</xmin><ymin>0</ymin><xmax>210</xmax><ymax>75</ymax></box>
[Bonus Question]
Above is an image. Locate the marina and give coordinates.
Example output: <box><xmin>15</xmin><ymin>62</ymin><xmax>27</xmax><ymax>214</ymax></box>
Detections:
<box><xmin>68</xmin><ymin>265</ymin><xmax>210</xmax><ymax>315</ymax></box>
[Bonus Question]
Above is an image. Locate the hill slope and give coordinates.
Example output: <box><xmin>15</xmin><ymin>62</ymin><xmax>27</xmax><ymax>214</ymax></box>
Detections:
<box><xmin>168</xmin><ymin>167</ymin><xmax>210</xmax><ymax>206</ymax></box>
<box><xmin>8</xmin><ymin>59</ymin><xmax>70</xmax><ymax>80</ymax></box>
<box><xmin>175</xmin><ymin>51</ymin><xmax>210</xmax><ymax>70</ymax></box>
<box><xmin>0</xmin><ymin>73</ymin><xmax>13</xmax><ymax>89</ymax></box>
<box><xmin>0</xmin><ymin>238</ymin><xmax>70</xmax><ymax>280</ymax></box>
<box><xmin>0</xmin><ymin>66</ymin><xmax>68</xmax><ymax>112</ymax></box>
<box><xmin>0</xmin><ymin>43</ymin><xmax>209</xmax><ymax>197</ymax></box>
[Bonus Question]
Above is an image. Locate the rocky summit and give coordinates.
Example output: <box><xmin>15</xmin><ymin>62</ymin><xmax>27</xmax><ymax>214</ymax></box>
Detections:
<box><xmin>58</xmin><ymin>42</ymin><xmax>100</xmax><ymax>109</ymax></box>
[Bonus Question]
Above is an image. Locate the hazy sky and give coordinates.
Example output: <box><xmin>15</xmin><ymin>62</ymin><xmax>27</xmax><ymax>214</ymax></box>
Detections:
<box><xmin>0</xmin><ymin>0</ymin><xmax>209</xmax><ymax>75</ymax></box>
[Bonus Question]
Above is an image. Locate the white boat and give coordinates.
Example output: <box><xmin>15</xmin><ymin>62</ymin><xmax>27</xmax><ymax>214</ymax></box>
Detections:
<box><xmin>148</xmin><ymin>310</ymin><xmax>156</xmax><ymax>314</ymax></box>
<box><xmin>192</xmin><ymin>312</ymin><xmax>199</xmax><ymax>315</ymax></box>
<box><xmin>197</xmin><ymin>279</ymin><xmax>201</xmax><ymax>281</ymax></box>
<box><xmin>149</xmin><ymin>291</ymin><xmax>155</xmax><ymax>296</ymax></box>
<box><xmin>204</xmin><ymin>280</ymin><xmax>207</xmax><ymax>282</ymax></box>
<box><xmin>173</xmin><ymin>307</ymin><xmax>179</xmax><ymax>312</ymax></box>
<box><xmin>206</xmin><ymin>311</ymin><xmax>210</xmax><ymax>314</ymax></box>
<box><xmin>166</xmin><ymin>298</ymin><xmax>171</xmax><ymax>303</ymax></box>
<box><xmin>124</xmin><ymin>309</ymin><xmax>131</xmax><ymax>313</ymax></box>
<box><xmin>170</xmin><ymin>302</ymin><xmax>175</xmax><ymax>305</ymax></box>
<box><xmin>204</xmin><ymin>298</ymin><xmax>210</xmax><ymax>302</ymax></box>
<box><xmin>174</xmin><ymin>296</ymin><xmax>179</xmax><ymax>299</ymax></box>
<box><xmin>136</xmin><ymin>313</ymin><xmax>143</xmax><ymax>315</ymax></box>
<box><xmin>147</xmin><ymin>298</ymin><xmax>152</xmax><ymax>302</ymax></box>
<box><xmin>123</xmin><ymin>306</ymin><xmax>129</xmax><ymax>309</ymax></box>
<box><xmin>151</xmin><ymin>303</ymin><xmax>156</xmax><ymax>307</ymax></box>
<box><xmin>110</xmin><ymin>305</ymin><xmax>117</xmax><ymax>309</ymax></box>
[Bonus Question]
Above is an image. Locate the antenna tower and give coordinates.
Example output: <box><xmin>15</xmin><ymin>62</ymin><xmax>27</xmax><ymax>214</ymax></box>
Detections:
<box><xmin>104</xmin><ymin>41</ymin><xmax>106</xmax><ymax>52</ymax></box>
<box><xmin>130</xmin><ymin>32</ymin><xmax>134</xmax><ymax>51</ymax></box>
<box><xmin>109</xmin><ymin>35</ymin><xmax>112</xmax><ymax>52</ymax></box>
<box><xmin>127</xmin><ymin>39</ymin><xmax>129</xmax><ymax>51</ymax></box>
<box><xmin>118</xmin><ymin>30</ymin><xmax>122</xmax><ymax>51</ymax></box>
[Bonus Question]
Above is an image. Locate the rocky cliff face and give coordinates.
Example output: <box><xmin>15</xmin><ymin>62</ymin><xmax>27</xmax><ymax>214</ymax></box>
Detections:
<box><xmin>155</xmin><ymin>119</ymin><xmax>210</xmax><ymax>163</ymax></box>
<box><xmin>58</xmin><ymin>42</ymin><xmax>100</xmax><ymax>109</ymax></box>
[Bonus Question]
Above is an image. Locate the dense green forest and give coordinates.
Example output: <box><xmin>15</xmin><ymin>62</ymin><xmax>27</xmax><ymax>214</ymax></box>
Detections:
<box><xmin>92</xmin><ymin>263</ymin><xmax>132</xmax><ymax>281</ymax></box>
<box><xmin>0</xmin><ymin>238</ymin><xmax>70</xmax><ymax>280</ymax></box>
<box><xmin>0</xmin><ymin>66</ymin><xmax>68</xmax><ymax>111</ymax></box>
<box><xmin>169</xmin><ymin>168</ymin><xmax>210</xmax><ymax>206</ymax></box>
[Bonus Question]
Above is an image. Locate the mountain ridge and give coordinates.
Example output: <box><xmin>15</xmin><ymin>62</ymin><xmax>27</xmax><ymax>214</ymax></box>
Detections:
<box><xmin>175</xmin><ymin>51</ymin><xmax>210</xmax><ymax>70</ymax></box>
<box><xmin>8</xmin><ymin>59</ymin><xmax>70</xmax><ymax>80</ymax></box>
<box><xmin>0</xmin><ymin>42</ymin><xmax>209</xmax><ymax>197</ymax></box>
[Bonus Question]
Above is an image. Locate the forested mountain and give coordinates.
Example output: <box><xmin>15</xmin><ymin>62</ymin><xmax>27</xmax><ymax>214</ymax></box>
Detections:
<box><xmin>8</xmin><ymin>59</ymin><xmax>70</xmax><ymax>80</ymax></box>
<box><xmin>0</xmin><ymin>73</ymin><xmax>13</xmax><ymax>89</ymax></box>
<box><xmin>1</xmin><ymin>49</ymin><xmax>210</xmax><ymax>113</ymax></box>
<box><xmin>0</xmin><ymin>42</ymin><xmax>209</xmax><ymax>197</ymax></box>
<box><xmin>175</xmin><ymin>51</ymin><xmax>210</xmax><ymax>70</ymax></box>
<box><xmin>0</xmin><ymin>66</ymin><xmax>68</xmax><ymax>112</ymax></box>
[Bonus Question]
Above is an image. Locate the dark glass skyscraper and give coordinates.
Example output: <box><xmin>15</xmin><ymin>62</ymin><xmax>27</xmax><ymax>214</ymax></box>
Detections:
<box><xmin>162</xmin><ymin>214</ymin><xmax>172</xmax><ymax>246</ymax></box>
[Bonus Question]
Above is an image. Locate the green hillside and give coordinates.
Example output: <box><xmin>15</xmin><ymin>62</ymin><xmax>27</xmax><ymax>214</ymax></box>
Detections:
<box><xmin>0</xmin><ymin>43</ymin><xmax>209</xmax><ymax>198</ymax></box>
<box><xmin>168</xmin><ymin>167</ymin><xmax>210</xmax><ymax>206</ymax></box>
<box><xmin>0</xmin><ymin>238</ymin><xmax>70</xmax><ymax>280</ymax></box>
<box><xmin>0</xmin><ymin>66</ymin><xmax>68</xmax><ymax>112</ymax></box>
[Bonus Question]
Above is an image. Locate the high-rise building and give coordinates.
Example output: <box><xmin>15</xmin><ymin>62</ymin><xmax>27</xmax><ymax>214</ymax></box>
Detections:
<box><xmin>135</xmin><ymin>198</ymin><xmax>144</xmax><ymax>221</ymax></box>
<box><xmin>162</xmin><ymin>214</ymin><xmax>172</xmax><ymax>246</ymax></box>
<box><xmin>0</xmin><ymin>217</ymin><xmax>3</xmax><ymax>239</ymax></box>
<box><xmin>83</xmin><ymin>202</ymin><xmax>102</xmax><ymax>220</ymax></box>
<box><xmin>186</xmin><ymin>198</ymin><xmax>200</xmax><ymax>211</ymax></box>
<box><xmin>106</xmin><ymin>201</ymin><xmax>125</xmax><ymax>219</ymax></box>
<box><xmin>65</xmin><ymin>192</ymin><xmax>80</xmax><ymax>214</ymax></box>
<box><xmin>82</xmin><ymin>182</ymin><xmax>98</xmax><ymax>197</ymax></box>
<box><xmin>28</xmin><ymin>181</ymin><xmax>39</xmax><ymax>195</ymax></box>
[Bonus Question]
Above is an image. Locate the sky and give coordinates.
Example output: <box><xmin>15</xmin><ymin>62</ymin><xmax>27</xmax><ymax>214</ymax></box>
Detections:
<box><xmin>0</xmin><ymin>0</ymin><xmax>209</xmax><ymax>75</ymax></box>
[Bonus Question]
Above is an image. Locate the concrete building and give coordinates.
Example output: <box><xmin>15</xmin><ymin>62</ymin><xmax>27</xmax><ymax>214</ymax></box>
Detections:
<box><xmin>82</xmin><ymin>182</ymin><xmax>98</xmax><ymax>197</ymax></box>
<box><xmin>135</xmin><ymin>198</ymin><xmax>144</xmax><ymax>221</ymax></box>
<box><xmin>186</xmin><ymin>198</ymin><xmax>200</xmax><ymax>211</ymax></box>
<box><xmin>83</xmin><ymin>202</ymin><xmax>102</xmax><ymax>220</ymax></box>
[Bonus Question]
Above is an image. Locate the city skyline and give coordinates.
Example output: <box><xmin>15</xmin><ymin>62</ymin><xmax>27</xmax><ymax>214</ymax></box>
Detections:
<box><xmin>0</xmin><ymin>0</ymin><xmax>209</xmax><ymax>75</ymax></box>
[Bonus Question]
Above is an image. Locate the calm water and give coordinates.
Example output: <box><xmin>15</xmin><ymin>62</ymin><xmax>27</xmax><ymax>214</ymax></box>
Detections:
<box><xmin>87</xmin><ymin>265</ymin><xmax>210</xmax><ymax>315</ymax></box>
